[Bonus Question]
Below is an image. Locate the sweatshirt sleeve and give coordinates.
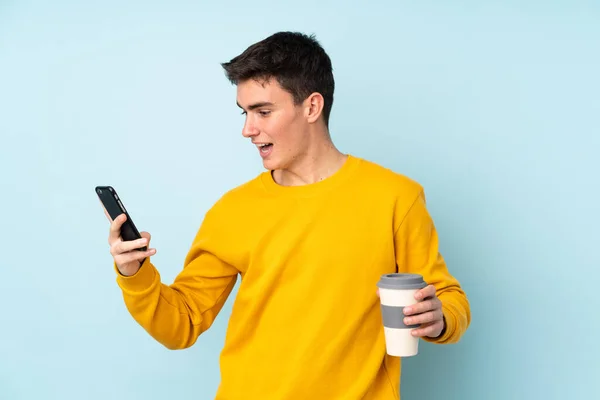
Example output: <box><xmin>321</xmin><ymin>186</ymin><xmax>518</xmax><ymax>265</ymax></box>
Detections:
<box><xmin>114</xmin><ymin>207</ymin><xmax>239</xmax><ymax>350</ymax></box>
<box><xmin>394</xmin><ymin>189</ymin><xmax>471</xmax><ymax>344</ymax></box>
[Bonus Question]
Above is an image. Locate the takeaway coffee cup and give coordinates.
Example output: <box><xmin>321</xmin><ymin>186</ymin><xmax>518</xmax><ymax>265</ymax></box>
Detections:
<box><xmin>377</xmin><ymin>273</ymin><xmax>427</xmax><ymax>357</ymax></box>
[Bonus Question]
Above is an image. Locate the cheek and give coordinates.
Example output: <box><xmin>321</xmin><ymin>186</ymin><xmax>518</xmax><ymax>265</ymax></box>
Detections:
<box><xmin>268</xmin><ymin>112</ymin><xmax>304</xmax><ymax>150</ymax></box>
<box><xmin>267</xmin><ymin>117</ymin><xmax>292</xmax><ymax>142</ymax></box>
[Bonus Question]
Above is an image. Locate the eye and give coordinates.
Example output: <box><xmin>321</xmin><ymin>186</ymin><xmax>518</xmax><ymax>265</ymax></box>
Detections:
<box><xmin>240</xmin><ymin>111</ymin><xmax>247</xmax><ymax>115</ymax></box>
<box><xmin>259</xmin><ymin>110</ymin><xmax>271</xmax><ymax>117</ymax></box>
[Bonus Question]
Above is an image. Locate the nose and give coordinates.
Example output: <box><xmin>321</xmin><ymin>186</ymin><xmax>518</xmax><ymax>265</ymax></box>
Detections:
<box><xmin>242</xmin><ymin>116</ymin><xmax>259</xmax><ymax>138</ymax></box>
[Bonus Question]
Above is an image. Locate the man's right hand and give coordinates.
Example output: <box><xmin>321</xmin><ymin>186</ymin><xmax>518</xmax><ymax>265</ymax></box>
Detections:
<box><xmin>107</xmin><ymin>213</ymin><xmax>157</xmax><ymax>276</ymax></box>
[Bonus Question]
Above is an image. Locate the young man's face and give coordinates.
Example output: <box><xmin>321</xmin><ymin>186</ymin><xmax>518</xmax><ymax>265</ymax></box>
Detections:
<box><xmin>236</xmin><ymin>78</ymin><xmax>309</xmax><ymax>171</ymax></box>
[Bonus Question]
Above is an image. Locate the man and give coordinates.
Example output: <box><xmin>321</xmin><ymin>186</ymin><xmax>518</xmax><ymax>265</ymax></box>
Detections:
<box><xmin>105</xmin><ymin>31</ymin><xmax>471</xmax><ymax>399</ymax></box>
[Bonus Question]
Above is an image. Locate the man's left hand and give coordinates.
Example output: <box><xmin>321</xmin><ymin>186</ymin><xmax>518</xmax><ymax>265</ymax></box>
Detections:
<box><xmin>402</xmin><ymin>284</ymin><xmax>445</xmax><ymax>338</ymax></box>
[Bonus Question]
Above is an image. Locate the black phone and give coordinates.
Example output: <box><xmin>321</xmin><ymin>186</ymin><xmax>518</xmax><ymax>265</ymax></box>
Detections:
<box><xmin>95</xmin><ymin>186</ymin><xmax>147</xmax><ymax>251</ymax></box>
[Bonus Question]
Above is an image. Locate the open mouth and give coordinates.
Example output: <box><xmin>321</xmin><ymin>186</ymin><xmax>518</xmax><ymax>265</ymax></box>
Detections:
<box><xmin>258</xmin><ymin>143</ymin><xmax>273</xmax><ymax>154</ymax></box>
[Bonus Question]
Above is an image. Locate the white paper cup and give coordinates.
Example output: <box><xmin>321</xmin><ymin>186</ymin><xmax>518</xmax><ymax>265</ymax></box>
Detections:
<box><xmin>377</xmin><ymin>273</ymin><xmax>427</xmax><ymax>357</ymax></box>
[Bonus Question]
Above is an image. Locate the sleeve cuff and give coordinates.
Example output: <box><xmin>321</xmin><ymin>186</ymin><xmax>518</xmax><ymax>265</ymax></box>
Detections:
<box><xmin>424</xmin><ymin>303</ymin><xmax>457</xmax><ymax>344</ymax></box>
<box><xmin>115</xmin><ymin>257</ymin><xmax>157</xmax><ymax>293</ymax></box>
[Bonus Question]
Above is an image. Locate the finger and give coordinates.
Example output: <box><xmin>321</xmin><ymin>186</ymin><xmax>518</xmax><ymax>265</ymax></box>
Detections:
<box><xmin>115</xmin><ymin>248</ymin><xmax>157</xmax><ymax>265</ymax></box>
<box><xmin>404</xmin><ymin>309</ymin><xmax>444</xmax><ymax>326</ymax></box>
<box><xmin>98</xmin><ymin>199</ymin><xmax>113</xmax><ymax>223</ymax></box>
<box><xmin>415</xmin><ymin>284</ymin><xmax>436</xmax><ymax>301</ymax></box>
<box><xmin>403</xmin><ymin>297</ymin><xmax>441</xmax><ymax>316</ymax></box>
<box><xmin>111</xmin><ymin>237</ymin><xmax>149</xmax><ymax>255</ymax></box>
<box><xmin>108</xmin><ymin>214</ymin><xmax>127</xmax><ymax>243</ymax></box>
<box><xmin>140</xmin><ymin>231</ymin><xmax>151</xmax><ymax>244</ymax></box>
<box><xmin>411</xmin><ymin>320</ymin><xmax>444</xmax><ymax>337</ymax></box>
<box><xmin>102</xmin><ymin>207</ymin><xmax>112</xmax><ymax>222</ymax></box>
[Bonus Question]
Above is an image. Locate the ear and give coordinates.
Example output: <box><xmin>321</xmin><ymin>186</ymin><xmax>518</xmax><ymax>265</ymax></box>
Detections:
<box><xmin>304</xmin><ymin>92</ymin><xmax>325</xmax><ymax>124</ymax></box>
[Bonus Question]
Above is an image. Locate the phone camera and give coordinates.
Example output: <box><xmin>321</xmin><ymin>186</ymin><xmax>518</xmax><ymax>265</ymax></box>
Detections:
<box><xmin>97</xmin><ymin>189</ymin><xmax>102</xmax><ymax>194</ymax></box>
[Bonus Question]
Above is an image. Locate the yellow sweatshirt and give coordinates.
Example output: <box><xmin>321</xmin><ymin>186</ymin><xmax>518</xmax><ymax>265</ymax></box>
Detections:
<box><xmin>116</xmin><ymin>155</ymin><xmax>470</xmax><ymax>399</ymax></box>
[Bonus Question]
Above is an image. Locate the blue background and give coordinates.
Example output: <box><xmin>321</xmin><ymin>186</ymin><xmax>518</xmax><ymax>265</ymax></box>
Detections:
<box><xmin>1</xmin><ymin>1</ymin><xmax>598</xmax><ymax>399</ymax></box>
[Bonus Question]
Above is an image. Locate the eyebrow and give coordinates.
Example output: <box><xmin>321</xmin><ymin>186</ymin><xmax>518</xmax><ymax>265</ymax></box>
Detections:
<box><xmin>236</xmin><ymin>101</ymin><xmax>274</xmax><ymax>111</ymax></box>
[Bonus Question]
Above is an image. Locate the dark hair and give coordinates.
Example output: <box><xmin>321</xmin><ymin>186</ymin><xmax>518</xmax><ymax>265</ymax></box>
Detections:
<box><xmin>221</xmin><ymin>31</ymin><xmax>335</xmax><ymax>126</ymax></box>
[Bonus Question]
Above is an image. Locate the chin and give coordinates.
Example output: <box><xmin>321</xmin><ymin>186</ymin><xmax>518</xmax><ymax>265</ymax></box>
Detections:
<box><xmin>262</xmin><ymin>159</ymin><xmax>279</xmax><ymax>171</ymax></box>
<box><xmin>261</xmin><ymin>154</ymin><xmax>286</xmax><ymax>171</ymax></box>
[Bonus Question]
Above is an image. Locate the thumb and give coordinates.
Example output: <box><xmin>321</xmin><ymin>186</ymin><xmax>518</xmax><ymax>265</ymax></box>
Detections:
<box><xmin>140</xmin><ymin>231</ymin><xmax>151</xmax><ymax>244</ymax></box>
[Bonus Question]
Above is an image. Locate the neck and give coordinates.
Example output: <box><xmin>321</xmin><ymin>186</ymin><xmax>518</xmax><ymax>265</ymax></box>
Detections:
<box><xmin>272</xmin><ymin>134</ymin><xmax>347</xmax><ymax>187</ymax></box>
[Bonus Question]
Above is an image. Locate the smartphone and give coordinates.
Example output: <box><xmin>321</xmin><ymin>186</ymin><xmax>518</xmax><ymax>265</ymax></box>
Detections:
<box><xmin>95</xmin><ymin>186</ymin><xmax>147</xmax><ymax>251</ymax></box>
